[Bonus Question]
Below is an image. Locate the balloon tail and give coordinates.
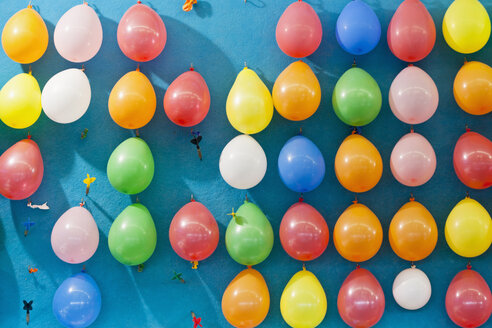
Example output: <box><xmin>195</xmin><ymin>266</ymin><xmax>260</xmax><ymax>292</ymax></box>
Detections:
<box><xmin>137</xmin><ymin>264</ymin><xmax>144</xmax><ymax>272</ymax></box>
<box><xmin>183</xmin><ymin>0</ymin><xmax>197</xmax><ymax>11</ymax></box>
<box><xmin>81</xmin><ymin>128</ymin><xmax>88</xmax><ymax>139</ymax></box>
<box><xmin>191</xmin><ymin>261</ymin><xmax>198</xmax><ymax>269</ymax></box>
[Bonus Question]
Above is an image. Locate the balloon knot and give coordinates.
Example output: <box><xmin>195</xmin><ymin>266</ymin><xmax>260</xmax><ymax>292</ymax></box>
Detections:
<box><xmin>302</xmin><ymin>263</ymin><xmax>306</xmax><ymax>271</ymax></box>
<box><xmin>408</xmin><ymin>63</ymin><xmax>414</xmax><ymax>67</ymax></box>
<box><xmin>356</xmin><ymin>264</ymin><xmax>360</xmax><ymax>269</ymax></box>
<box><xmin>190</xmin><ymin>67</ymin><xmax>194</xmax><ymax>71</ymax></box>
<box><xmin>136</xmin><ymin>64</ymin><xmax>140</xmax><ymax>72</ymax></box>
<box><xmin>247</xmin><ymin>265</ymin><xmax>252</xmax><ymax>269</ymax></box>
<box><xmin>467</xmin><ymin>262</ymin><xmax>471</xmax><ymax>270</ymax></box>
<box><xmin>352</xmin><ymin>195</ymin><xmax>358</xmax><ymax>204</ymax></box>
<box><xmin>27</xmin><ymin>134</ymin><xmax>31</xmax><ymax>140</ymax></box>
<box><xmin>137</xmin><ymin>0</ymin><xmax>142</xmax><ymax>3</ymax></box>
<box><xmin>410</xmin><ymin>126</ymin><xmax>414</xmax><ymax>133</ymax></box>
<box><xmin>465</xmin><ymin>127</ymin><xmax>471</xmax><ymax>132</ymax></box>
<box><xmin>409</xmin><ymin>194</ymin><xmax>415</xmax><ymax>202</ymax></box>
<box><xmin>299</xmin><ymin>197</ymin><xmax>304</xmax><ymax>203</ymax></box>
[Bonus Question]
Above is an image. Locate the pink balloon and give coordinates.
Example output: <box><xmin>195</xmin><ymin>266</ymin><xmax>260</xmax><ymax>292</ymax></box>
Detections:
<box><xmin>276</xmin><ymin>1</ymin><xmax>322</xmax><ymax>58</ymax></box>
<box><xmin>338</xmin><ymin>267</ymin><xmax>385</xmax><ymax>328</ymax></box>
<box><xmin>389</xmin><ymin>66</ymin><xmax>438</xmax><ymax>124</ymax></box>
<box><xmin>0</xmin><ymin>138</ymin><xmax>43</xmax><ymax>200</ymax></box>
<box><xmin>51</xmin><ymin>206</ymin><xmax>99</xmax><ymax>264</ymax></box>
<box><xmin>117</xmin><ymin>3</ymin><xmax>166</xmax><ymax>62</ymax></box>
<box><xmin>164</xmin><ymin>69</ymin><xmax>210</xmax><ymax>127</ymax></box>
<box><xmin>279</xmin><ymin>201</ymin><xmax>329</xmax><ymax>261</ymax></box>
<box><xmin>391</xmin><ymin>132</ymin><xmax>436</xmax><ymax>187</ymax></box>
<box><xmin>446</xmin><ymin>268</ymin><xmax>492</xmax><ymax>328</ymax></box>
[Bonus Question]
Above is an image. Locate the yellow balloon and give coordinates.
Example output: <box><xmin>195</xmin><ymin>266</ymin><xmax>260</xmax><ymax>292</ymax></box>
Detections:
<box><xmin>1</xmin><ymin>6</ymin><xmax>49</xmax><ymax>64</ymax></box>
<box><xmin>0</xmin><ymin>73</ymin><xmax>41</xmax><ymax>129</ymax></box>
<box><xmin>226</xmin><ymin>67</ymin><xmax>273</xmax><ymax>134</ymax></box>
<box><xmin>280</xmin><ymin>267</ymin><xmax>327</xmax><ymax>328</ymax></box>
<box><xmin>445</xmin><ymin>197</ymin><xmax>492</xmax><ymax>258</ymax></box>
<box><xmin>443</xmin><ymin>0</ymin><xmax>491</xmax><ymax>54</ymax></box>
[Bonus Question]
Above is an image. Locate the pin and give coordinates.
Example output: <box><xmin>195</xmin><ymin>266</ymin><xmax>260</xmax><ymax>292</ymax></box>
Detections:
<box><xmin>191</xmin><ymin>311</ymin><xmax>202</xmax><ymax>328</ymax></box>
<box><xmin>190</xmin><ymin>130</ymin><xmax>203</xmax><ymax>160</ymax></box>
<box><xmin>83</xmin><ymin>174</ymin><xmax>96</xmax><ymax>195</ymax></box>
<box><xmin>23</xmin><ymin>217</ymin><xmax>35</xmax><ymax>236</ymax></box>
<box><xmin>23</xmin><ymin>300</ymin><xmax>33</xmax><ymax>325</ymax></box>
<box><xmin>172</xmin><ymin>271</ymin><xmax>185</xmax><ymax>283</ymax></box>
<box><xmin>81</xmin><ymin>128</ymin><xmax>88</xmax><ymax>139</ymax></box>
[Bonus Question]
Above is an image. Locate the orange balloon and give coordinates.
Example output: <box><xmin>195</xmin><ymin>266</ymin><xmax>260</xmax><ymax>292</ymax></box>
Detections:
<box><xmin>335</xmin><ymin>134</ymin><xmax>383</xmax><ymax>193</ymax></box>
<box><xmin>453</xmin><ymin>61</ymin><xmax>492</xmax><ymax>115</ymax></box>
<box><xmin>222</xmin><ymin>267</ymin><xmax>270</xmax><ymax>328</ymax></box>
<box><xmin>108</xmin><ymin>69</ymin><xmax>156</xmax><ymax>129</ymax></box>
<box><xmin>272</xmin><ymin>60</ymin><xmax>321</xmax><ymax>121</ymax></box>
<box><xmin>334</xmin><ymin>202</ymin><xmax>383</xmax><ymax>262</ymax></box>
<box><xmin>389</xmin><ymin>199</ymin><xmax>438</xmax><ymax>261</ymax></box>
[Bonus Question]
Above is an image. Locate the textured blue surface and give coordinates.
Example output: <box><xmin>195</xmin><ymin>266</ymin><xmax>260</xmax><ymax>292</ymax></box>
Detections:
<box><xmin>0</xmin><ymin>0</ymin><xmax>491</xmax><ymax>327</ymax></box>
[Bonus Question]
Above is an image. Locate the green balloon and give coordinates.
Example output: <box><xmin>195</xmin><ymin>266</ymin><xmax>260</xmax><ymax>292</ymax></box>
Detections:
<box><xmin>108</xmin><ymin>203</ymin><xmax>157</xmax><ymax>266</ymax></box>
<box><xmin>225</xmin><ymin>200</ymin><xmax>274</xmax><ymax>266</ymax></box>
<box><xmin>107</xmin><ymin>137</ymin><xmax>154</xmax><ymax>195</ymax></box>
<box><xmin>332</xmin><ymin>67</ymin><xmax>382</xmax><ymax>126</ymax></box>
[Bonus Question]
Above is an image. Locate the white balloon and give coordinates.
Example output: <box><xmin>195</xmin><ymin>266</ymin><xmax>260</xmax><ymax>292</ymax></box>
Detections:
<box><xmin>219</xmin><ymin>134</ymin><xmax>267</xmax><ymax>190</ymax></box>
<box><xmin>393</xmin><ymin>267</ymin><xmax>431</xmax><ymax>310</ymax></box>
<box><xmin>41</xmin><ymin>68</ymin><xmax>91</xmax><ymax>124</ymax></box>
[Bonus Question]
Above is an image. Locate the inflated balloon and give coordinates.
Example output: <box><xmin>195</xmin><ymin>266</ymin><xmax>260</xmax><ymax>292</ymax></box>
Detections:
<box><xmin>389</xmin><ymin>66</ymin><xmax>439</xmax><ymax>124</ymax></box>
<box><xmin>336</xmin><ymin>0</ymin><xmax>381</xmax><ymax>55</ymax></box>
<box><xmin>51</xmin><ymin>206</ymin><xmax>99</xmax><ymax>264</ymax></box>
<box><xmin>108</xmin><ymin>69</ymin><xmax>156</xmax><ymax>129</ymax></box>
<box><xmin>117</xmin><ymin>3</ymin><xmax>166</xmax><ymax>62</ymax></box>
<box><xmin>453</xmin><ymin>130</ymin><xmax>492</xmax><ymax>189</ymax></box>
<box><xmin>332</xmin><ymin>67</ymin><xmax>382</xmax><ymax>126</ymax></box>
<box><xmin>393</xmin><ymin>267</ymin><xmax>431</xmax><ymax>310</ymax></box>
<box><xmin>53</xmin><ymin>272</ymin><xmax>101</xmax><ymax>328</ymax></box>
<box><xmin>276</xmin><ymin>1</ymin><xmax>322</xmax><ymax>58</ymax></box>
<box><xmin>226</xmin><ymin>68</ymin><xmax>273</xmax><ymax>134</ymax></box>
<box><xmin>445</xmin><ymin>197</ymin><xmax>492</xmax><ymax>258</ymax></box>
<box><xmin>272</xmin><ymin>60</ymin><xmax>321</xmax><ymax>121</ymax></box>
<box><xmin>107</xmin><ymin>137</ymin><xmax>154</xmax><ymax>195</ymax></box>
<box><xmin>279</xmin><ymin>201</ymin><xmax>329</xmax><ymax>261</ymax></box>
<box><xmin>164</xmin><ymin>69</ymin><xmax>210</xmax><ymax>127</ymax></box>
<box><xmin>225</xmin><ymin>200</ymin><xmax>274</xmax><ymax>266</ymax></box>
<box><xmin>453</xmin><ymin>61</ymin><xmax>492</xmax><ymax>115</ymax></box>
<box><xmin>0</xmin><ymin>138</ymin><xmax>43</xmax><ymax>200</ymax></box>
<box><xmin>54</xmin><ymin>3</ymin><xmax>103</xmax><ymax>63</ymax></box>
<box><xmin>335</xmin><ymin>134</ymin><xmax>383</xmax><ymax>193</ymax></box>
<box><xmin>222</xmin><ymin>268</ymin><xmax>270</xmax><ymax>328</ymax></box>
<box><xmin>280</xmin><ymin>267</ymin><xmax>327</xmax><ymax>328</ymax></box>
<box><xmin>1</xmin><ymin>6</ymin><xmax>48</xmax><ymax>64</ymax></box>
<box><xmin>108</xmin><ymin>203</ymin><xmax>157</xmax><ymax>266</ymax></box>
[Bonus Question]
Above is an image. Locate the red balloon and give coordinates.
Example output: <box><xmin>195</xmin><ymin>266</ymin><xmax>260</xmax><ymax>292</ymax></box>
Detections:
<box><xmin>0</xmin><ymin>138</ymin><xmax>43</xmax><ymax>200</ymax></box>
<box><xmin>446</xmin><ymin>268</ymin><xmax>492</xmax><ymax>328</ymax></box>
<box><xmin>164</xmin><ymin>69</ymin><xmax>210</xmax><ymax>127</ymax></box>
<box><xmin>338</xmin><ymin>267</ymin><xmax>385</xmax><ymax>328</ymax></box>
<box><xmin>279</xmin><ymin>201</ymin><xmax>329</xmax><ymax>261</ymax></box>
<box><xmin>169</xmin><ymin>200</ymin><xmax>219</xmax><ymax>262</ymax></box>
<box><xmin>117</xmin><ymin>3</ymin><xmax>167</xmax><ymax>62</ymax></box>
<box><xmin>387</xmin><ymin>0</ymin><xmax>436</xmax><ymax>62</ymax></box>
<box><xmin>453</xmin><ymin>131</ymin><xmax>492</xmax><ymax>190</ymax></box>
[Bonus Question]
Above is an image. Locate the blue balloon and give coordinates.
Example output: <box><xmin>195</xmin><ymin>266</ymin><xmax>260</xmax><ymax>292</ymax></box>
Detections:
<box><xmin>278</xmin><ymin>135</ymin><xmax>325</xmax><ymax>193</ymax></box>
<box><xmin>53</xmin><ymin>272</ymin><xmax>102</xmax><ymax>328</ymax></box>
<box><xmin>336</xmin><ymin>0</ymin><xmax>381</xmax><ymax>55</ymax></box>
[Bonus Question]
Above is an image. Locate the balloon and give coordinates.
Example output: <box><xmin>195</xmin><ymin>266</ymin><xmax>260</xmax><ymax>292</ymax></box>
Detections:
<box><xmin>226</xmin><ymin>68</ymin><xmax>273</xmax><ymax>134</ymax></box>
<box><xmin>108</xmin><ymin>203</ymin><xmax>157</xmax><ymax>266</ymax></box>
<box><xmin>272</xmin><ymin>60</ymin><xmax>321</xmax><ymax>121</ymax></box>
<box><xmin>219</xmin><ymin>134</ymin><xmax>267</xmax><ymax>190</ymax></box>
<box><xmin>225</xmin><ymin>200</ymin><xmax>273</xmax><ymax>266</ymax></box>
<box><xmin>280</xmin><ymin>267</ymin><xmax>327</xmax><ymax>328</ymax></box>
<box><xmin>0</xmin><ymin>73</ymin><xmax>41</xmax><ymax>129</ymax></box>
<box><xmin>389</xmin><ymin>65</ymin><xmax>438</xmax><ymax>124</ymax></box>
<box><xmin>1</xmin><ymin>6</ymin><xmax>48</xmax><ymax>64</ymax></box>
<box><xmin>169</xmin><ymin>200</ymin><xmax>219</xmax><ymax>263</ymax></box>
<box><xmin>54</xmin><ymin>4</ymin><xmax>103</xmax><ymax>63</ymax></box>
<box><xmin>278</xmin><ymin>135</ymin><xmax>325</xmax><ymax>193</ymax></box>
<box><xmin>390</xmin><ymin>132</ymin><xmax>436</xmax><ymax>187</ymax></box>
<box><xmin>164</xmin><ymin>69</ymin><xmax>210</xmax><ymax>127</ymax></box>
<box><xmin>443</xmin><ymin>0</ymin><xmax>491</xmax><ymax>54</ymax></box>
<box><xmin>108</xmin><ymin>69</ymin><xmax>156</xmax><ymax>129</ymax></box>
<box><xmin>0</xmin><ymin>138</ymin><xmax>43</xmax><ymax>200</ymax></box>
<box><xmin>338</xmin><ymin>267</ymin><xmax>385</xmax><ymax>328</ymax></box>
<box><xmin>445</xmin><ymin>197</ymin><xmax>492</xmax><ymax>258</ymax></box>
<box><xmin>389</xmin><ymin>199</ymin><xmax>438</xmax><ymax>261</ymax></box>
<box><xmin>453</xmin><ymin>131</ymin><xmax>492</xmax><ymax>189</ymax></box>
<box><xmin>336</xmin><ymin>0</ymin><xmax>381</xmax><ymax>55</ymax></box>
<box><xmin>280</xmin><ymin>201</ymin><xmax>329</xmax><ymax>262</ymax></box>
<box><xmin>117</xmin><ymin>3</ymin><xmax>166</xmax><ymax>62</ymax></box>
<box><xmin>393</xmin><ymin>267</ymin><xmax>431</xmax><ymax>310</ymax></box>
<box><xmin>222</xmin><ymin>268</ymin><xmax>270</xmax><ymax>328</ymax></box>
<box><xmin>276</xmin><ymin>1</ymin><xmax>322</xmax><ymax>58</ymax></box>
<box><xmin>51</xmin><ymin>206</ymin><xmax>99</xmax><ymax>264</ymax></box>
<box><xmin>334</xmin><ymin>202</ymin><xmax>383</xmax><ymax>262</ymax></box>
<box><xmin>334</xmin><ymin>134</ymin><xmax>383</xmax><ymax>193</ymax></box>
<box><xmin>52</xmin><ymin>272</ymin><xmax>101</xmax><ymax>328</ymax></box>
<box><xmin>332</xmin><ymin>67</ymin><xmax>382</xmax><ymax>126</ymax></box>
<box><xmin>41</xmin><ymin>68</ymin><xmax>91</xmax><ymax>124</ymax></box>
<box><xmin>453</xmin><ymin>61</ymin><xmax>492</xmax><ymax>115</ymax></box>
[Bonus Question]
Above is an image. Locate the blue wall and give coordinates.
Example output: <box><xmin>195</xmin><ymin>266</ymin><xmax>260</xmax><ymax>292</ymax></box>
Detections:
<box><xmin>0</xmin><ymin>0</ymin><xmax>491</xmax><ymax>327</ymax></box>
